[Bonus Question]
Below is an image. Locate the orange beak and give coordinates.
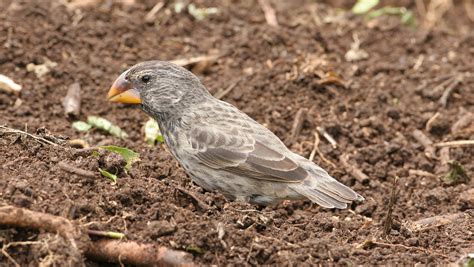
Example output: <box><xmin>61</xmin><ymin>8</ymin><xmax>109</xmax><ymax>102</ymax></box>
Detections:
<box><xmin>107</xmin><ymin>71</ymin><xmax>142</xmax><ymax>104</ymax></box>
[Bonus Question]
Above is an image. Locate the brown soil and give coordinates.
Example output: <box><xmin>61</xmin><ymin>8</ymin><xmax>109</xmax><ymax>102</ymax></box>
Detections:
<box><xmin>1</xmin><ymin>0</ymin><xmax>473</xmax><ymax>265</ymax></box>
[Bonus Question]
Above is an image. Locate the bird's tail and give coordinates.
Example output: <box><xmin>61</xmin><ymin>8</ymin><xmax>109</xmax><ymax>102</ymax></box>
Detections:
<box><xmin>289</xmin><ymin>167</ymin><xmax>364</xmax><ymax>209</ymax></box>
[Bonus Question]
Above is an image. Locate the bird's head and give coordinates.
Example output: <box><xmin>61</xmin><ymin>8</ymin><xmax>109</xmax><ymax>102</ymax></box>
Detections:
<box><xmin>107</xmin><ymin>61</ymin><xmax>210</xmax><ymax>118</ymax></box>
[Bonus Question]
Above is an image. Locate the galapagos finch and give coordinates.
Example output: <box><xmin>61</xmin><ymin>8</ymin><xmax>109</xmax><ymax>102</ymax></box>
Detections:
<box><xmin>107</xmin><ymin>61</ymin><xmax>363</xmax><ymax>208</ymax></box>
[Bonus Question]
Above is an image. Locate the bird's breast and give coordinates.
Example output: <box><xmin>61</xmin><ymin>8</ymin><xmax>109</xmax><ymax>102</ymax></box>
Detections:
<box><xmin>156</xmin><ymin>120</ymin><xmax>181</xmax><ymax>153</ymax></box>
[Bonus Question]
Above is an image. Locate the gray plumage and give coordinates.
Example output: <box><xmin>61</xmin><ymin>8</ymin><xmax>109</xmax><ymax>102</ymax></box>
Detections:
<box><xmin>117</xmin><ymin>61</ymin><xmax>364</xmax><ymax>208</ymax></box>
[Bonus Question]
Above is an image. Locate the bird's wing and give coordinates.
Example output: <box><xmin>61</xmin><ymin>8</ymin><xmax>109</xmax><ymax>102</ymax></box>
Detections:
<box><xmin>186</xmin><ymin>124</ymin><xmax>308</xmax><ymax>183</ymax></box>
<box><xmin>183</xmin><ymin>103</ymin><xmax>363</xmax><ymax>208</ymax></box>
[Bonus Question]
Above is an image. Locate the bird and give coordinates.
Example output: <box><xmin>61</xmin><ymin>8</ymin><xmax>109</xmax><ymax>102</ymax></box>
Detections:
<box><xmin>107</xmin><ymin>61</ymin><xmax>364</xmax><ymax>208</ymax></box>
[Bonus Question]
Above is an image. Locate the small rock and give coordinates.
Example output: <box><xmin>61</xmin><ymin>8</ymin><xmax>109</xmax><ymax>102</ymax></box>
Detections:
<box><xmin>427</xmin><ymin>117</ymin><xmax>450</xmax><ymax>136</ymax></box>
<box><xmin>387</xmin><ymin>108</ymin><xmax>400</xmax><ymax>120</ymax></box>
<box><xmin>355</xmin><ymin>200</ymin><xmax>377</xmax><ymax>217</ymax></box>
<box><xmin>406</xmin><ymin>237</ymin><xmax>419</xmax><ymax>246</ymax></box>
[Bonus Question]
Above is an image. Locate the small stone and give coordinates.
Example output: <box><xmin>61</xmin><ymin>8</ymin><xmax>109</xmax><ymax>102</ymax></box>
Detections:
<box><xmin>407</xmin><ymin>237</ymin><xmax>419</xmax><ymax>246</ymax></box>
<box><xmin>387</xmin><ymin>108</ymin><xmax>400</xmax><ymax>120</ymax></box>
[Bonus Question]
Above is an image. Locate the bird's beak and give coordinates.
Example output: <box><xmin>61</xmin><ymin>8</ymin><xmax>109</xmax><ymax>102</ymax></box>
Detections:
<box><xmin>107</xmin><ymin>71</ymin><xmax>142</xmax><ymax>104</ymax></box>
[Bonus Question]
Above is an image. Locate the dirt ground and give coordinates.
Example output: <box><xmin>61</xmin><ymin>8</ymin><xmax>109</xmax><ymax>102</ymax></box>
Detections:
<box><xmin>1</xmin><ymin>0</ymin><xmax>473</xmax><ymax>265</ymax></box>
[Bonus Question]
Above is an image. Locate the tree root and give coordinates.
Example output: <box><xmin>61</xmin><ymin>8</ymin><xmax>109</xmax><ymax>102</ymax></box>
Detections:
<box><xmin>86</xmin><ymin>239</ymin><xmax>193</xmax><ymax>266</ymax></box>
<box><xmin>0</xmin><ymin>205</ymin><xmax>86</xmax><ymax>265</ymax></box>
<box><xmin>0</xmin><ymin>205</ymin><xmax>194</xmax><ymax>266</ymax></box>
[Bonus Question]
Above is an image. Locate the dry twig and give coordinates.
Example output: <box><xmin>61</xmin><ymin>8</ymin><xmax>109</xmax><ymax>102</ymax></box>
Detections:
<box><xmin>246</xmin><ymin>238</ymin><xmax>255</xmax><ymax>262</ymax></box>
<box><xmin>425</xmin><ymin>112</ymin><xmax>440</xmax><ymax>132</ymax></box>
<box><xmin>288</xmin><ymin>108</ymin><xmax>307</xmax><ymax>144</ymax></box>
<box><xmin>412</xmin><ymin>54</ymin><xmax>425</xmax><ymax>71</ymax></box>
<box><xmin>316</xmin><ymin>126</ymin><xmax>337</xmax><ymax>149</ymax></box>
<box><xmin>0</xmin><ymin>125</ymin><xmax>59</xmax><ymax>146</ymax></box>
<box><xmin>309</xmin><ymin>132</ymin><xmax>337</xmax><ymax>169</ymax></box>
<box><xmin>438</xmin><ymin>147</ymin><xmax>450</xmax><ymax>165</ymax></box>
<box><xmin>382</xmin><ymin>177</ymin><xmax>398</xmax><ymax>238</ymax></box>
<box><xmin>411</xmin><ymin>129</ymin><xmax>436</xmax><ymax>159</ymax></box>
<box><xmin>170</xmin><ymin>54</ymin><xmax>220</xmax><ymax>67</ymax></box>
<box><xmin>144</xmin><ymin>1</ymin><xmax>165</xmax><ymax>23</ymax></box>
<box><xmin>258</xmin><ymin>0</ymin><xmax>278</xmax><ymax>27</ymax></box>
<box><xmin>436</xmin><ymin>146</ymin><xmax>451</xmax><ymax>177</ymax></box>
<box><xmin>58</xmin><ymin>161</ymin><xmax>96</xmax><ymax>178</ymax></box>
<box><xmin>439</xmin><ymin>75</ymin><xmax>462</xmax><ymax>108</ymax></box>
<box><xmin>339</xmin><ymin>154</ymin><xmax>370</xmax><ymax>184</ymax></box>
<box><xmin>408</xmin><ymin>169</ymin><xmax>436</xmax><ymax>178</ymax></box>
<box><xmin>176</xmin><ymin>186</ymin><xmax>213</xmax><ymax>210</ymax></box>
<box><xmin>434</xmin><ymin>140</ymin><xmax>474</xmax><ymax>148</ymax></box>
<box><xmin>415</xmin><ymin>74</ymin><xmax>453</xmax><ymax>92</ymax></box>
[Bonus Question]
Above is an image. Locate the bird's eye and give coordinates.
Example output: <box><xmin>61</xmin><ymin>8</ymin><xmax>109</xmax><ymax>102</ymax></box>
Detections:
<box><xmin>140</xmin><ymin>75</ymin><xmax>151</xmax><ymax>83</ymax></box>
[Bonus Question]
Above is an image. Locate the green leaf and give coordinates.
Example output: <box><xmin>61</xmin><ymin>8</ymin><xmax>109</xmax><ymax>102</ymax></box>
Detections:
<box><xmin>365</xmin><ymin>6</ymin><xmax>417</xmax><ymax>26</ymax></box>
<box><xmin>366</xmin><ymin>8</ymin><xmax>385</xmax><ymax>19</ymax></box>
<box><xmin>99</xmin><ymin>145</ymin><xmax>140</xmax><ymax>171</ymax></box>
<box><xmin>352</xmin><ymin>0</ymin><xmax>379</xmax><ymax>14</ymax></box>
<box><xmin>185</xmin><ymin>245</ymin><xmax>204</xmax><ymax>254</ymax></box>
<box><xmin>144</xmin><ymin>118</ymin><xmax>164</xmax><ymax>145</ymax></box>
<box><xmin>381</xmin><ymin>6</ymin><xmax>405</xmax><ymax>15</ymax></box>
<box><xmin>99</xmin><ymin>168</ymin><xmax>117</xmax><ymax>183</ymax></box>
<box><xmin>87</xmin><ymin>116</ymin><xmax>128</xmax><ymax>139</ymax></box>
<box><xmin>441</xmin><ymin>161</ymin><xmax>469</xmax><ymax>185</ymax></box>
<box><xmin>401</xmin><ymin>10</ymin><xmax>416</xmax><ymax>26</ymax></box>
<box><xmin>367</xmin><ymin>6</ymin><xmax>402</xmax><ymax>19</ymax></box>
<box><xmin>87</xmin><ymin>115</ymin><xmax>112</xmax><ymax>129</ymax></box>
<box><xmin>156</xmin><ymin>134</ymin><xmax>164</xmax><ymax>143</ymax></box>
<box><xmin>72</xmin><ymin>121</ymin><xmax>92</xmax><ymax>132</ymax></box>
<box><xmin>465</xmin><ymin>255</ymin><xmax>474</xmax><ymax>267</ymax></box>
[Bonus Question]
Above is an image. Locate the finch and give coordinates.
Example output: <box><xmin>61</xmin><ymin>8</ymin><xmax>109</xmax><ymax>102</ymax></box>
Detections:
<box><xmin>107</xmin><ymin>61</ymin><xmax>363</xmax><ymax>208</ymax></box>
